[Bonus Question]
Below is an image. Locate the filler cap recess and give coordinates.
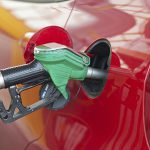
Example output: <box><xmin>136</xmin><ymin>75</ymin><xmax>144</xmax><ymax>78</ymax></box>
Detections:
<box><xmin>82</xmin><ymin>39</ymin><xmax>111</xmax><ymax>98</ymax></box>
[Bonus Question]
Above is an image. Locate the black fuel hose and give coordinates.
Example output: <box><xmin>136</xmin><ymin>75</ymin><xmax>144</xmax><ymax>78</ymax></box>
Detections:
<box><xmin>0</xmin><ymin>60</ymin><xmax>49</xmax><ymax>89</ymax></box>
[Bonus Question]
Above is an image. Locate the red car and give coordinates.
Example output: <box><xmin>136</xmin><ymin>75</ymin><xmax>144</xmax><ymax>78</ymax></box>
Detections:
<box><xmin>0</xmin><ymin>0</ymin><xmax>149</xmax><ymax>150</ymax></box>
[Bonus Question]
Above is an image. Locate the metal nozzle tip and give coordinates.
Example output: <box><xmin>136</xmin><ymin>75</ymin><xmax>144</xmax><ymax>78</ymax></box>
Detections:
<box><xmin>87</xmin><ymin>67</ymin><xmax>107</xmax><ymax>79</ymax></box>
<box><xmin>0</xmin><ymin>72</ymin><xmax>5</xmax><ymax>89</ymax></box>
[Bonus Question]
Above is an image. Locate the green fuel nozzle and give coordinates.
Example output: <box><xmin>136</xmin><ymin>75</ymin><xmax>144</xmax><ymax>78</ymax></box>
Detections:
<box><xmin>0</xmin><ymin>21</ymin><xmax>111</xmax><ymax>124</ymax></box>
<box><xmin>34</xmin><ymin>43</ymin><xmax>90</xmax><ymax>99</ymax></box>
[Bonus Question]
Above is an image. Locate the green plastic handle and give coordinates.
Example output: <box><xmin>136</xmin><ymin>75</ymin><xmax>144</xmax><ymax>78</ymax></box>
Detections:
<box><xmin>34</xmin><ymin>44</ymin><xmax>90</xmax><ymax>99</ymax></box>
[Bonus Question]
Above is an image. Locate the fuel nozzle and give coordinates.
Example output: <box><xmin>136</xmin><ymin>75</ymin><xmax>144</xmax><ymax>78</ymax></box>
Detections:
<box><xmin>0</xmin><ymin>26</ymin><xmax>111</xmax><ymax>123</ymax></box>
<box><xmin>34</xmin><ymin>42</ymin><xmax>107</xmax><ymax>99</ymax></box>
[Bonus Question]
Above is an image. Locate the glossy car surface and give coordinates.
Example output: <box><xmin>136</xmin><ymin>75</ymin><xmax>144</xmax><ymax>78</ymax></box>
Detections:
<box><xmin>0</xmin><ymin>0</ymin><xmax>150</xmax><ymax>150</ymax></box>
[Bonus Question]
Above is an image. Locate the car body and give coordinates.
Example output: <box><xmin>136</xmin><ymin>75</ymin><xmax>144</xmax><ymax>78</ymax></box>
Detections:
<box><xmin>0</xmin><ymin>0</ymin><xmax>149</xmax><ymax>149</ymax></box>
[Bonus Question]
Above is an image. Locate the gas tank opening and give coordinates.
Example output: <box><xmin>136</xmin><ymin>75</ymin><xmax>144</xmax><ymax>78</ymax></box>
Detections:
<box><xmin>82</xmin><ymin>39</ymin><xmax>111</xmax><ymax>98</ymax></box>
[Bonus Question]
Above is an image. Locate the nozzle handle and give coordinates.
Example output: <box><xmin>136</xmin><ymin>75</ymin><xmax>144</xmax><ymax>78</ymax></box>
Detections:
<box><xmin>0</xmin><ymin>60</ymin><xmax>49</xmax><ymax>89</ymax></box>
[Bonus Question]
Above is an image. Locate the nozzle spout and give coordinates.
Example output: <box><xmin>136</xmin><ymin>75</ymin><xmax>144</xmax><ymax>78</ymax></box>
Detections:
<box><xmin>87</xmin><ymin>67</ymin><xmax>107</xmax><ymax>79</ymax></box>
<box><xmin>0</xmin><ymin>72</ymin><xmax>5</xmax><ymax>89</ymax></box>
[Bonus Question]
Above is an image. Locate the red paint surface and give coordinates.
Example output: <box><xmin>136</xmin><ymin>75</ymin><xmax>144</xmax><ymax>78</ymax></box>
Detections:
<box><xmin>39</xmin><ymin>1</ymin><xmax>150</xmax><ymax>150</ymax></box>
<box><xmin>41</xmin><ymin>51</ymin><xmax>150</xmax><ymax>150</ymax></box>
<box><xmin>0</xmin><ymin>0</ymin><xmax>150</xmax><ymax>150</ymax></box>
<box><xmin>24</xmin><ymin>26</ymin><xmax>73</xmax><ymax>63</ymax></box>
